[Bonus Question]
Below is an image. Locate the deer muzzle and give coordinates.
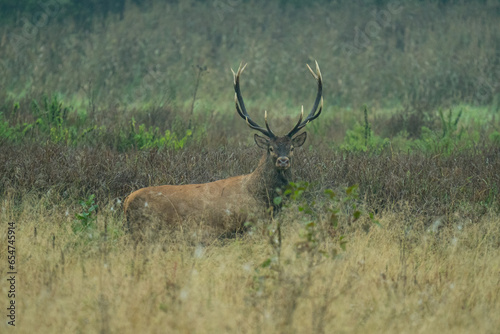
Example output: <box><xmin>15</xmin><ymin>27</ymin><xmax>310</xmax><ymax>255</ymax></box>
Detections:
<box><xmin>276</xmin><ymin>156</ymin><xmax>290</xmax><ymax>169</ymax></box>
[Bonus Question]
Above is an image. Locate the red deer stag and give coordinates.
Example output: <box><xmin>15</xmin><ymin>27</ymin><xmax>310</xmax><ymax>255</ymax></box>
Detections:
<box><xmin>124</xmin><ymin>61</ymin><xmax>323</xmax><ymax>238</ymax></box>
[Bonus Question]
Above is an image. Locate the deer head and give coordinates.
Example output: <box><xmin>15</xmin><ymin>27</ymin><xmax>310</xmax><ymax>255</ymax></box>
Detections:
<box><xmin>231</xmin><ymin>61</ymin><xmax>323</xmax><ymax>171</ymax></box>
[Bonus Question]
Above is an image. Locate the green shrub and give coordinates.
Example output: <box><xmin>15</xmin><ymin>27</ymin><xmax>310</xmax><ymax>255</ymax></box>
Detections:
<box><xmin>0</xmin><ymin>112</ymin><xmax>20</xmax><ymax>143</ymax></box>
<box><xmin>340</xmin><ymin>108</ymin><xmax>390</xmax><ymax>153</ymax></box>
<box><xmin>119</xmin><ymin>117</ymin><xmax>192</xmax><ymax>151</ymax></box>
<box><xmin>73</xmin><ymin>194</ymin><xmax>99</xmax><ymax>235</ymax></box>
<box><xmin>413</xmin><ymin>108</ymin><xmax>480</xmax><ymax>154</ymax></box>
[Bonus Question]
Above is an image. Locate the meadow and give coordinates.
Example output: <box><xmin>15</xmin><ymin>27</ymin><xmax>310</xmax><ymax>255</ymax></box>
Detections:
<box><xmin>1</xmin><ymin>0</ymin><xmax>500</xmax><ymax>333</ymax></box>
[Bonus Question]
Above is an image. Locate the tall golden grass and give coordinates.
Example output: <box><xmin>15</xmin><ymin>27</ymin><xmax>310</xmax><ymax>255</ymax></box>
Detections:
<box><xmin>2</xmin><ymin>196</ymin><xmax>499</xmax><ymax>333</ymax></box>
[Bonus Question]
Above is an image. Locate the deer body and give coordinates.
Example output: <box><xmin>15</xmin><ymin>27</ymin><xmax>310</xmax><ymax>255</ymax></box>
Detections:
<box><xmin>124</xmin><ymin>62</ymin><xmax>323</xmax><ymax>238</ymax></box>
<box><xmin>123</xmin><ymin>174</ymin><xmax>260</xmax><ymax>234</ymax></box>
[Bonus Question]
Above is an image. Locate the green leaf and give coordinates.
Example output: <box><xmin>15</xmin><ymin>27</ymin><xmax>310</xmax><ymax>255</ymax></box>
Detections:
<box><xmin>346</xmin><ymin>184</ymin><xmax>359</xmax><ymax>196</ymax></box>
<box><xmin>273</xmin><ymin>196</ymin><xmax>282</xmax><ymax>206</ymax></box>
<box><xmin>261</xmin><ymin>258</ymin><xmax>271</xmax><ymax>268</ymax></box>
<box><xmin>324</xmin><ymin>188</ymin><xmax>336</xmax><ymax>199</ymax></box>
<box><xmin>339</xmin><ymin>235</ymin><xmax>347</xmax><ymax>251</ymax></box>
<box><xmin>330</xmin><ymin>213</ymin><xmax>338</xmax><ymax>228</ymax></box>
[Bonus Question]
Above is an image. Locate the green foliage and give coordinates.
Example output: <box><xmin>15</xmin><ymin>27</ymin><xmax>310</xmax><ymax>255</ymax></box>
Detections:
<box><xmin>340</xmin><ymin>121</ymin><xmax>390</xmax><ymax>153</ymax></box>
<box><xmin>489</xmin><ymin>131</ymin><xmax>500</xmax><ymax>146</ymax></box>
<box><xmin>30</xmin><ymin>94</ymin><xmax>70</xmax><ymax>141</ymax></box>
<box><xmin>261</xmin><ymin>182</ymin><xmax>380</xmax><ymax>274</ymax></box>
<box><xmin>286</xmin><ymin>182</ymin><xmax>380</xmax><ymax>257</ymax></box>
<box><xmin>413</xmin><ymin>108</ymin><xmax>478</xmax><ymax>154</ymax></box>
<box><xmin>251</xmin><ymin>181</ymin><xmax>381</xmax><ymax>330</ymax></box>
<box><xmin>336</xmin><ymin>105</ymin><xmax>498</xmax><ymax>155</ymax></box>
<box><xmin>120</xmin><ymin>117</ymin><xmax>192</xmax><ymax>151</ymax></box>
<box><xmin>7</xmin><ymin>97</ymin><xmax>497</xmax><ymax>157</ymax></box>
<box><xmin>340</xmin><ymin>106</ymin><xmax>391</xmax><ymax>153</ymax></box>
<box><xmin>0</xmin><ymin>112</ymin><xmax>21</xmax><ymax>143</ymax></box>
<box><xmin>0</xmin><ymin>95</ymin><xmax>194</xmax><ymax>151</ymax></box>
<box><xmin>18</xmin><ymin>94</ymin><xmax>79</xmax><ymax>145</ymax></box>
<box><xmin>73</xmin><ymin>194</ymin><xmax>99</xmax><ymax>234</ymax></box>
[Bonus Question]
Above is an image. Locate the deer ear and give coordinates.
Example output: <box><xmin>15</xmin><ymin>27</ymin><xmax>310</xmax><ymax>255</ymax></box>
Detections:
<box><xmin>254</xmin><ymin>134</ymin><xmax>269</xmax><ymax>149</ymax></box>
<box><xmin>292</xmin><ymin>132</ymin><xmax>307</xmax><ymax>147</ymax></box>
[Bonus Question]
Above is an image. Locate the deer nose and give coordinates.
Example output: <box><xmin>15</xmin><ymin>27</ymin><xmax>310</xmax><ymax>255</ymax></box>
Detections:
<box><xmin>276</xmin><ymin>156</ymin><xmax>290</xmax><ymax>168</ymax></box>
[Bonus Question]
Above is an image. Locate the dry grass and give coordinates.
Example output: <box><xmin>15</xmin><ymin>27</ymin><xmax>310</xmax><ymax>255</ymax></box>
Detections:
<box><xmin>2</xmin><ymin>142</ymin><xmax>499</xmax><ymax>221</ymax></box>
<box><xmin>2</xmin><ymin>195</ymin><xmax>499</xmax><ymax>333</ymax></box>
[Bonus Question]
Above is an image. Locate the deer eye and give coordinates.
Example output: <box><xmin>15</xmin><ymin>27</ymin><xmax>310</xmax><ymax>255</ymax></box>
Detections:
<box><xmin>269</xmin><ymin>147</ymin><xmax>274</xmax><ymax>152</ymax></box>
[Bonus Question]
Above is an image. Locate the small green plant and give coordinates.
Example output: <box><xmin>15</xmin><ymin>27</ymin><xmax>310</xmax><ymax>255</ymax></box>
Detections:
<box><xmin>340</xmin><ymin>107</ymin><xmax>389</xmax><ymax>153</ymax></box>
<box><xmin>364</xmin><ymin>106</ymin><xmax>371</xmax><ymax>147</ymax></box>
<box><xmin>287</xmin><ymin>183</ymin><xmax>376</xmax><ymax>258</ymax></box>
<box><xmin>489</xmin><ymin>131</ymin><xmax>500</xmax><ymax>146</ymax></box>
<box><xmin>19</xmin><ymin>94</ymin><xmax>81</xmax><ymax>145</ymax></box>
<box><xmin>439</xmin><ymin>108</ymin><xmax>462</xmax><ymax>138</ymax></box>
<box><xmin>31</xmin><ymin>94</ymin><xmax>69</xmax><ymax>130</ymax></box>
<box><xmin>121</xmin><ymin>117</ymin><xmax>192</xmax><ymax>151</ymax></box>
<box><xmin>0</xmin><ymin>112</ymin><xmax>20</xmax><ymax>143</ymax></box>
<box><xmin>261</xmin><ymin>182</ymin><xmax>381</xmax><ymax>273</ymax></box>
<box><xmin>413</xmin><ymin>108</ymin><xmax>477</xmax><ymax>154</ymax></box>
<box><xmin>252</xmin><ymin>182</ymin><xmax>380</xmax><ymax>332</ymax></box>
<box><xmin>73</xmin><ymin>194</ymin><xmax>98</xmax><ymax>234</ymax></box>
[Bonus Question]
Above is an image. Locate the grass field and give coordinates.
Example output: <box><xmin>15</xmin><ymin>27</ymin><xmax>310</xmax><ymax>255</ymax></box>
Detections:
<box><xmin>1</xmin><ymin>0</ymin><xmax>500</xmax><ymax>333</ymax></box>
<box><xmin>2</xmin><ymin>196</ymin><xmax>500</xmax><ymax>333</ymax></box>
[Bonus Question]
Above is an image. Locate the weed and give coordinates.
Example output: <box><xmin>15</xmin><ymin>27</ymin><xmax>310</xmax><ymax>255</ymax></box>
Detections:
<box><xmin>73</xmin><ymin>194</ymin><xmax>98</xmax><ymax>234</ymax></box>
<box><xmin>121</xmin><ymin>117</ymin><xmax>192</xmax><ymax>151</ymax></box>
<box><xmin>340</xmin><ymin>108</ymin><xmax>390</xmax><ymax>153</ymax></box>
<box><xmin>413</xmin><ymin>108</ymin><xmax>479</xmax><ymax>154</ymax></box>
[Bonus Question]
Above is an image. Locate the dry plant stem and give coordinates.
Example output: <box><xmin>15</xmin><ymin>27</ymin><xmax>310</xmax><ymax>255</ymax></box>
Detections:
<box><xmin>4</xmin><ymin>196</ymin><xmax>499</xmax><ymax>333</ymax></box>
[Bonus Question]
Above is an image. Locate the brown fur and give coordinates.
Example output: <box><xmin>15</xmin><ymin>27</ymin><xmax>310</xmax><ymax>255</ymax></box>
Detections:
<box><xmin>123</xmin><ymin>152</ymin><xmax>292</xmax><ymax>238</ymax></box>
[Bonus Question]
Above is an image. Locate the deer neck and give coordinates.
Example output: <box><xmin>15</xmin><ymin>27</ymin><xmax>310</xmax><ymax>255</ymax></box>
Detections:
<box><xmin>248</xmin><ymin>153</ymin><xmax>292</xmax><ymax>205</ymax></box>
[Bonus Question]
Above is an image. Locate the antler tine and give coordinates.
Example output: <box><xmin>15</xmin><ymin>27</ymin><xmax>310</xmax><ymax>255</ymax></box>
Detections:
<box><xmin>232</xmin><ymin>62</ymin><xmax>275</xmax><ymax>138</ymax></box>
<box><xmin>286</xmin><ymin>105</ymin><xmax>305</xmax><ymax>138</ymax></box>
<box><xmin>264</xmin><ymin>110</ymin><xmax>276</xmax><ymax>137</ymax></box>
<box><xmin>287</xmin><ymin>60</ymin><xmax>323</xmax><ymax>137</ymax></box>
<box><xmin>234</xmin><ymin>99</ymin><xmax>265</xmax><ymax>132</ymax></box>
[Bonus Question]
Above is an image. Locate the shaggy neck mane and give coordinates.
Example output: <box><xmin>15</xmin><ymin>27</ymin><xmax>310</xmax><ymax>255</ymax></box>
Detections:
<box><xmin>247</xmin><ymin>153</ymin><xmax>292</xmax><ymax>206</ymax></box>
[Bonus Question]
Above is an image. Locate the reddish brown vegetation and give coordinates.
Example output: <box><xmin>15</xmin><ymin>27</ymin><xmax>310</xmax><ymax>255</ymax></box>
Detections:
<box><xmin>2</xmin><ymin>142</ymin><xmax>499</xmax><ymax>221</ymax></box>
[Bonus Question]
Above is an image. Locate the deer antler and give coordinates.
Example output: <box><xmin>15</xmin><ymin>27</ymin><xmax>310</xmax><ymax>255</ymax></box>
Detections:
<box><xmin>232</xmin><ymin>63</ymin><xmax>276</xmax><ymax>138</ymax></box>
<box><xmin>286</xmin><ymin>61</ymin><xmax>323</xmax><ymax>137</ymax></box>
